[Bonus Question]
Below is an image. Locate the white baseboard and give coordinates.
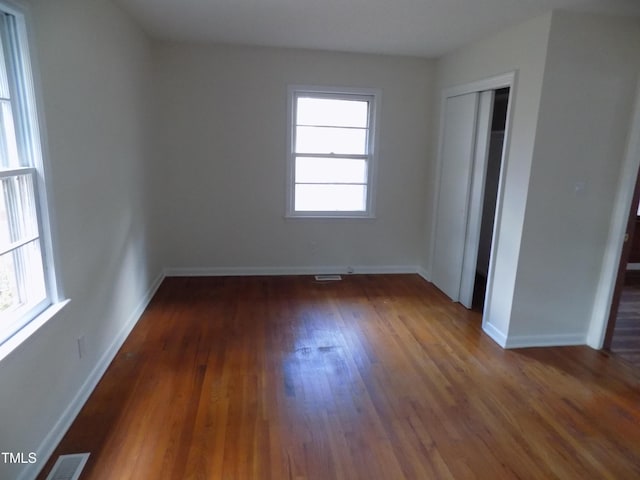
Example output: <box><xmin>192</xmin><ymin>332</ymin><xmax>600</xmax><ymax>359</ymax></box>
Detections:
<box><xmin>416</xmin><ymin>267</ymin><xmax>430</xmax><ymax>282</ymax></box>
<box><xmin>21</xmin><ymin>272</ymin><xmax>165</xmax><ymax>480</ymax></box>
<box><xmin>503</xmin><ymin>332</ymin><xmax>586</xmax><ymax>349</ymax></box>
<box><xmin>164</xmin><ymin>265</ymin><xmax>420</xmax><ymax>277</ymax></box>
<box><xmin>482</xmin><ymin>320</ymin><xmax>508</xmax><ymax>347</ymax></box>
<box><xmin>482</xmin><ymin>320</ymin><xmax>586</xmax><ymax>349</ymax></box>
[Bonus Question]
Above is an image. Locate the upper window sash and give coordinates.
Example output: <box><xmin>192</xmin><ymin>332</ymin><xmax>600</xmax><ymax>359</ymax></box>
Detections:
<box><xmin>0</xmin><ymin>12</ymin><xmax>39</xmax><ymax>170</ymax></box>
<box><xmin>292</xmin><ymin>92</ymin><xmax>373</xmax><ymax>158</ymax></box>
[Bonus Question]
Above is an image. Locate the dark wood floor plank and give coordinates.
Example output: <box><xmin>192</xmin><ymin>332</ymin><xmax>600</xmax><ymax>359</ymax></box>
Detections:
<box><xmin>612</xmin><ymin>282</ymin><xmax>640</xmax><ymax>369</ymax></box>
<box><xmin>35</xmin><ymin>275</ymin><xmax>640</xmax><ymax>480</ymax></box>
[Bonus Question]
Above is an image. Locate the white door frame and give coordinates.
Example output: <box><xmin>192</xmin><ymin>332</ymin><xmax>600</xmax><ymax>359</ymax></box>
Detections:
<box><xmin>429</xmin><ymin>71</ymin><xmax>516</xmax><ymax>314</ymax></box>
<box><xmin>459</xmin><ymin>90</ymin><xmax>495</xmax><ymax>308</ymax></box>
<box><xmin>587</xmin><ymin>79</ymin><xmax>640</xmax><ymax>348</ymax></box>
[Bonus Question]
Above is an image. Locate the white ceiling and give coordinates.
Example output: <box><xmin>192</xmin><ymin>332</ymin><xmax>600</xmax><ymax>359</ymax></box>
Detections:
<box><xmin>114</xmin><ymin>0</ymin><xmax>640</xmax><ymax>57</ymax></box>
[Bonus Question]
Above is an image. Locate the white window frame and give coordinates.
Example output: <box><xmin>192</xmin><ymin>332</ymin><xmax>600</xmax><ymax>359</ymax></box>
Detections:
<box><xmin>0</xmin><ymin>0</ymin><xmax>64</xmax><ymax>359</ymax></box>
<box><xmin>286</xmin><ymin>85</ymin><xmax>380</xmax><ymax>218</ymax></box>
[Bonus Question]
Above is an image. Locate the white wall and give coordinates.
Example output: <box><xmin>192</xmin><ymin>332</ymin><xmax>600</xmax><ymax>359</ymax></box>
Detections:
<box><xmin>0</xmin><ymin>1</ymin><xmax>159</xmax><ymax>479</ymax></box>
<box><xmin>509</xmin><ymin>12</ymin><xmax>640</xmax><ymax>343</ymax></box>
<box><xmin>152</xmin><ymin>43</ymin><xmax>433</xmax><ymax>274</ymax></box>
<box><xmin>430</xmin><ymin>14</ymin><xmax>552</xmax><ymax>343</ymax></box>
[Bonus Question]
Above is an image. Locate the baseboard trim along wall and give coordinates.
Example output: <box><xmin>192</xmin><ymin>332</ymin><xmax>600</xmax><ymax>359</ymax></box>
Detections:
<box><xmin>417</xmin><ymin>267</ymin><xmax>430</xmax><ymax>283</ymax></box>
<box><xmin>503</xmin><ymin>333</ymin><xmax>587</xmax><ymax>349</ymax></box>
<box><xmin>163</xmin><ymin>265</ymin><xmax>421</xmax><ymax>277</ymax></box>
<box><xmin>482</xmin><ymin>321</ymin><xmax>508</xmax><ymax>347</ymax></box>
<box><xmin>483</xmin><ymin>321</ymin><xmax>586</xmax><ymax>349</ymax></box>
<box><xmin>20</xmin><ymin>272</ymin><xmax>165</xmax><ymax>480</ymax></box>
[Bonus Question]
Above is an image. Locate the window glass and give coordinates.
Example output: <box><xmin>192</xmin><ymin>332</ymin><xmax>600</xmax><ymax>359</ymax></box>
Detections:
<box><xmin>295</xmin><ymin>157</ymin><xmax>367</xmax><ymax>184</ymax></box>
<box><xmin>295</xmin><ymin>184</ymin><xmax>367</xmax><ymax>212</ymax></box>
<box><xmin>295</xmin><ymin>126</ymin><xmax>367</xmax><ymax>155</ymax></box>
<box><xmin>297</xmin><ymin>97</ymin><xmax>368</xmax><ymax>128</ymax></box>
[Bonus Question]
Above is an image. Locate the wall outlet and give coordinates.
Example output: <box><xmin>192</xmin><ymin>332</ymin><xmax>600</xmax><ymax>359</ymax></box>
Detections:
<box><xmin>347</xmin><ymin>266</ymin><xmax>354</xmax><ymax>274</ymax></box>
<box><xmin>77</xmin><ymin>336</ymin><xmax>86</xmax><ymax>360</ymax></box>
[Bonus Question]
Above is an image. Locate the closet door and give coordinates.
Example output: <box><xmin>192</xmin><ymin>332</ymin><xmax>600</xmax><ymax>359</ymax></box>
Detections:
<box><xmin>431</xmin><ymin>92</ymin><xmax>479</xmax><ymax>301</ymax></box>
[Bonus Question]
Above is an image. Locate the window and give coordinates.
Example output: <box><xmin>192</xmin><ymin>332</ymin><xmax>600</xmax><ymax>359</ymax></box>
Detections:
<box><xmin>287</xmin><ymin>86</ymin><xmax>379</xmax><ymax>217</ymax></box>
<box><xmin>0</xmin><ymin>5</ymin><xmax>58</xmax><ymax>350</ymax></box>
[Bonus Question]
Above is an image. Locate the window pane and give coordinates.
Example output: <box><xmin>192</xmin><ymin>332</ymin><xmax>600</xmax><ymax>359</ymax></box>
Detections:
<box><xmin>0</xmin><ymin>100</ymin><xmax>19</xmax><ymax>168</ymax></box>
<box><xmin>0</xmin><ymin>249</ymin><xmax>17</xmax><ymax>312</ymax></box>
<box><xmin>296</xmin><ymin>126</ymin><xmax>367</xmax><ymax>155</ymax></box>
<box><xmin>297</xmin><ymin>97</ymin><xmax>368</xmax><ymax>128</ymax></box>
<box><xmin>0</xmin><ymin>33</ymin><xmax>10</xmax><ymax>100</ymax></box>
<box><xmin>0</xmin><ymin>239</ymin><xmax>45</xmax><ymax>315</ymax></box>
<box><xmin>295</xmin><ymin>184</ymin><xmax>367</xmax><ymax>211</ymax></box>
<box><xmin>295</xmin><ymin>157</ymin><xmax>367</xmax><ymax>184</ymax></box>
<box><xmin>0</xmin><ymin>173</ymin><xmax>39</xmax><ymax>252</ymax></box>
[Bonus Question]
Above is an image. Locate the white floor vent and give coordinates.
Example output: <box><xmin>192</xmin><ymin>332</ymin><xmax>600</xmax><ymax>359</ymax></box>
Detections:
<box><xmin>315</xmin><ymin>274</ymin><xmax>342</xmax><ymax>281</ymax></box>
<box><xmin>45</xmin><ymin>453</ymin><xmax>90</xmax><ymax>480</ymax></box>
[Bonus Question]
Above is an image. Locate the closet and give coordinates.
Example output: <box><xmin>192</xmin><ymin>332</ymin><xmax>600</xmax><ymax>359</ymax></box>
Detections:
<box><xmin>431</xmin><ymin>75</ymin><xmax>512</xmax><ymax>313</ymax></box>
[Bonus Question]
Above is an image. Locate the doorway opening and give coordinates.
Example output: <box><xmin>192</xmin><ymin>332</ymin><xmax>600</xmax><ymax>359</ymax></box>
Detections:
<box><xmin>472</xmin><ymin>87</ymin><xmax>509</xmax><ymax>311</ymax></box>
<box><xmin>430</xmin><ymin>73</ymin><xmax>514</xmax><ymax>320</ymax></box>
<box><xmin>588</xmin><ymin>78</ymin><xmax>640</xmax><ymax>350</ymax></box>
<box><xmin>603</xmin><ymin>165</ymin><xmax>640</xmax><ymax>367</ymax></box>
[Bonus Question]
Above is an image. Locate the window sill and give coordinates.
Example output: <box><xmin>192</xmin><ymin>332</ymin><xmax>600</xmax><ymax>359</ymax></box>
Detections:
<box><xmin>0</xmin><ymin>299</ymin><xmax>70</xmax><ymax>363</ymax></box>
<box><xmin>285</xmin><ymin>212</ymin><xmax>376</xmax><ymax>220</ymax></box>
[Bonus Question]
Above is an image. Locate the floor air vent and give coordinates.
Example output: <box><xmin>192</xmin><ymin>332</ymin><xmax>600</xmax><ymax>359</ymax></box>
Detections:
<box><xmin>315</xmin><ymin>274</ymin><xmax>342</xmax><ymax>281</ymax></box>
<box><xmin>45</xmin><ymin>453</ymin><xmax>90</xmax><ymax>480</ymax></box>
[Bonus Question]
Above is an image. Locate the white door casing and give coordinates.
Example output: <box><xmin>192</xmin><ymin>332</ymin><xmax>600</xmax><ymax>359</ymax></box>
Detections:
<box><xmin>459</xmin><ymin>90</ymin><xmax>495</xmax><ymax>308</ymax></box>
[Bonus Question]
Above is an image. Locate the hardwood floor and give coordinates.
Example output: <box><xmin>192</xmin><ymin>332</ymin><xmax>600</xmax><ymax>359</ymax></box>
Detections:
<box><xmin>36</xmin><ymin>275</ymin><xmax>640</xmax><ymax>479</ymax></box>
<box><xmin>611</xmin><ymin>281</ymin><xmax>640</xmax><ymax>368</ymax></box>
